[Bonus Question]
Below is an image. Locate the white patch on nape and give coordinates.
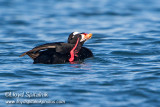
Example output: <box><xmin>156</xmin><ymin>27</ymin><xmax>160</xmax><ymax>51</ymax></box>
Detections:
<box><xmin>80</xmin><ymin>34</ymin><xmax>86</xmax><ymax>42</ymax></box>
<box><xmin>73</xmin><ymin>32</ymin><xmax>80</xmax><ymax>35</ymax></box>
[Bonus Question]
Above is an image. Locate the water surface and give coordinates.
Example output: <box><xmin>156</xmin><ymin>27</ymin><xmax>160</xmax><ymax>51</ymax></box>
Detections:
<box><xmin>0</xmin><ymin>0</ymin><xmax>160</xmax><ymax>106</ymax></box>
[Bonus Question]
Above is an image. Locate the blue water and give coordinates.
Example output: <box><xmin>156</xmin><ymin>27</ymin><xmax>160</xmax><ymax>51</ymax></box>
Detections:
<box><xmin>0</xmin><ymin>0</ymin><xmax>160</xmax><ymax>106</ymax></box>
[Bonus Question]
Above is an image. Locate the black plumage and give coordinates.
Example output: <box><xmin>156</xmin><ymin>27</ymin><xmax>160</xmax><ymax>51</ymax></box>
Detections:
<box><xmin>20</xmin><ymin>32</ymin><xmax>93</xmax><ymax>64</ymax></box>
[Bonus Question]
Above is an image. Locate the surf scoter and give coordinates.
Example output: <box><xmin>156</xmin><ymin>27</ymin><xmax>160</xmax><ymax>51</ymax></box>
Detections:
<box><xmin>20</xmin><ymin>32</ymin><xmax>93</xmax><ymax>64</ymax></box>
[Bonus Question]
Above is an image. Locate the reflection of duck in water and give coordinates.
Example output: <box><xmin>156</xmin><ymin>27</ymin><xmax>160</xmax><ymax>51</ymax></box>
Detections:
<box><xmin>20</xmin><ymin>32</ymin><xmax>93</xmax><ymax>64</ymax></box>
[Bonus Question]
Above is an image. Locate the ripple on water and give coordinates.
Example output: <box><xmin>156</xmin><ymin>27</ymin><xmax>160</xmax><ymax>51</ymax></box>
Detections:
<box><xmin>110</xmin><ymin>51</ymin><xmax>142</xmax><ymax>56</ymax></box>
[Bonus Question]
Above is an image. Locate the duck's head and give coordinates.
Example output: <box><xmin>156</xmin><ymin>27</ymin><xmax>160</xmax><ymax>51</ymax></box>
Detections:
<box><xmin>68</xmin><ymin>32</ymin><xmax>92</xmax><ymax>45</ymax></box>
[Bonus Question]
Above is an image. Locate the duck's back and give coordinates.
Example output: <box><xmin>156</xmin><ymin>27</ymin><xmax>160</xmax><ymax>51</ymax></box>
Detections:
<box><xmin>33</xmin><ymin>48</ymin><xmax>70</xmax><ymax>64</ymax></box>
<box><xmin>33</xmin><ymin>47</ymin><xmax>93</xmax><ymax>64</ymax></box>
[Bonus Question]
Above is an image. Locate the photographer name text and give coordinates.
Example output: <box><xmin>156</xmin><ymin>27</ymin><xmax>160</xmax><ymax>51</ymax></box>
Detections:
<box><xmin>5</xmin><ymin>92</ymin><xmax>48</xmax><ymax>98</ymax></box>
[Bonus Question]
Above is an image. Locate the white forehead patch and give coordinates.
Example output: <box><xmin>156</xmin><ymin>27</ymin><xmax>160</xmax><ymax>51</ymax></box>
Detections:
<box><xmin>73</xmin><ymin>32</ymin><xmax>80</xmax><ymax>35</ymax></box>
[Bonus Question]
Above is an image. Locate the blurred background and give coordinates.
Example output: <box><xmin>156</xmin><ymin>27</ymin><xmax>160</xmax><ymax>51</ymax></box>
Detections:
<box><xmin>0</xmin><ymin>0</ymin><xmax>160</xmax><ymax>106</ymax></box>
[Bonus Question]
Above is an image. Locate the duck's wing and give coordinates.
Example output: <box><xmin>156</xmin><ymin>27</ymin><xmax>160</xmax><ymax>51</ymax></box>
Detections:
<box><xmin>19</xmin><ymin>43</ymin><xmax>58</xmax><ymax>59</ymax></box>
<box><xmin>20</xmin><ymin>42</ymin><xmax>74</xmax><ymax>59</ymax></box>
